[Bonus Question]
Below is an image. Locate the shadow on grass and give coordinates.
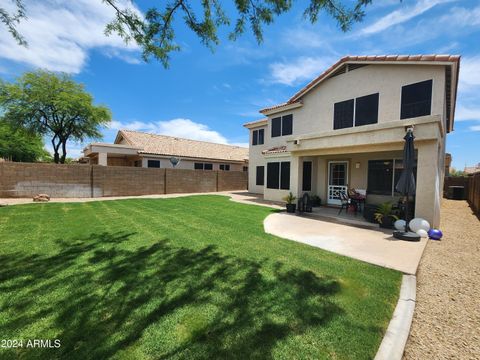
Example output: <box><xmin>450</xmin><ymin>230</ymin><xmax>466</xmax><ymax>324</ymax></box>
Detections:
<box><xmin>0</xmin><ymin>231</ymin><xmax>341</xmax><ymax>359</ymax></box>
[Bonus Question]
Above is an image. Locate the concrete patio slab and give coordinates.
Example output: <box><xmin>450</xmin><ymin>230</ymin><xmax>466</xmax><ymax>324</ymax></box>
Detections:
<box><xmin>264</xmin><ymin>213</ymin><xmax>427</xmax><ymax>274</ymax></box>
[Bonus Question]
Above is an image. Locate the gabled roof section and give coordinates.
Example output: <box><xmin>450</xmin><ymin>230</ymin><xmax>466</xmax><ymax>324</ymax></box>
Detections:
<box><xmin>260</xmin><ymin>55</ymin><xmax>461</xmax><ymax>132</ymax></box>
<box><xmin>115</xmin><ymin>130</ymin><xmax>248</xmax><ymax>162</ymax></box>
<box><xmin>243</xmin><ymin>118</ymin><xmax>268</xmax><ymax>128</ymax></box>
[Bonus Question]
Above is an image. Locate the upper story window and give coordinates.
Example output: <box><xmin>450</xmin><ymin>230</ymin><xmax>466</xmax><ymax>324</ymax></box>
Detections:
<box><xmin>219</xmin><ymin>164</ymin><xmax>230</xmax><ymax>171</ymax></box>
<box><xmin>334</xmin><ymin>93</ymin><xmax>379</xmax><ymax>130</ymax></box>
<box><xmin>252</xmin><ymin>129</ymin><xmax>264</xmax><ymax>145</ymax></box>
<box><xmin>401</xmin><ymin>79</ymin><xmax>432</xmax><ymax>120</ymax></box>
<box><xmin>271</xmin><ymin>114</ymin><xmax>293</xmax><ymax>137</ymax></box>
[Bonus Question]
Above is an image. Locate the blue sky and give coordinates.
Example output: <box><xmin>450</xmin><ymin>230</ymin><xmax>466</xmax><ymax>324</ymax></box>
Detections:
<box><xmin>0</xmin><ymin>0</ymin><xmax>479</xmax><ymax>170</ymax></box>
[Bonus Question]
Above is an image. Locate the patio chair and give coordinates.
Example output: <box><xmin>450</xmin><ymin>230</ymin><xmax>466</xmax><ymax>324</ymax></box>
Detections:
<box><xmin>338</xmin><ymin>191</ymin><xmax>356</xmax><ymax>215</ymax></box>
<box><xmin>297</xmin><ymin>193</ymin><xmax>313</xmax><ymax>213</ymax></box>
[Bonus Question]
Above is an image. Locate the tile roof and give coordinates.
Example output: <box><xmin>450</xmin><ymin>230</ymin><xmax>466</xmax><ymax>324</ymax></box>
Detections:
<box><xmin>242</xmin><ymin>118</ymin><xmax>268</xmax><ymax>127</ymax></box>
<box><xmin>260</xmin><ymin>55</ymin><xmax>461</xmax><ymax>114</ymax></box>
<box><xmin>262</xmin><ymin>146</ymin><xmax>287</xmax><ymax>155</ymax></box>
<box><xmin>118</xmin><ymin>130</ymin><xmax>248</xmax><ymax>162</ymax></box>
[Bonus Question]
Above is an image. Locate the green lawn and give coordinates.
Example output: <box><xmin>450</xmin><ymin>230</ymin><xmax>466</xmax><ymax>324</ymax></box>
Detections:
<box><xmin>0</xmin><ymin>195</ymin><xmax>401</xmax><ymax>359</ymax></box>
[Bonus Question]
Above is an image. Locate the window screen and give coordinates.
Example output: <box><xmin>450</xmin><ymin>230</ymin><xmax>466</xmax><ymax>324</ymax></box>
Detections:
<box><xmin>334</xmin><ymin>99</ymin><xmax>354</xmax><ymax>129</ymax></box>
<box><xmin>256</xmin><ymin>166</ymin><xmax>264</xmax><ymax>186</ymax></box>
<box><xmin>355</xmin><ymin>93</ymin><xmax>379</xmax><ymax>126</ymax></box>
<box><xmin>252</xmin><ymin>130</ymin><xmax>258</xmax><ymax>145</ymax></box>
<box><xmin>194</xmin><ymin>163</ymin><xmax>203</xmax><ymax>170</ymax></box>
<box><xmin>258</xmin><ymin>129</ymin><xmax>264</xmax><ymax>144</ymax></box>
<box><xmin>271</xmin><ymin>117</ymin><xmax>281</xmax><ymax>137</ymax></box>
<box><xmin>368</xmin><ymin>160</ymin><xmax>393</xmax><ymax>195</ymax></box>
<box><xmin>280</xmin><ymin>162</ymin><xmax>290</xmax><ymax>190</ymax></box>
<box><xmin>282</xmin><ymin>115</ymin><xmax>293</xmax><ymax>135</ymax></box>
<box><xmin>267</xmin><ymin>162</ymin><xmax>280</xmax><ymax>189</ymax></box>
<box><xmin>147</xmin><ymin>160</ymin><xmax>160</xmax><ymax>168</ymax></box>
<box><xmin>401</xmin><ymin>79</ymin><xmax>432</xmax><ymax>119</ymax></box>
<box><xmin>302</xmin><ymin>161</ymin><xmax>312</xmax><ymax>191</ymax></box>
<box><xmin>204</xmin><ymin>163</ymin><xmax>213</xmax><ymax>170</ymax></box>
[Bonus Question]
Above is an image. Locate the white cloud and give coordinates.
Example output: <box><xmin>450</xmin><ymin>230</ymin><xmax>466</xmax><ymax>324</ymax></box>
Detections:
<box><xmin>268</xmin><ymin>56</ymin><xmax>333</xmax><ymax>86</ymax></box>
<box><xmin>459</xmin><ymin>55</ymin><xmax>480</xmax><ymax>92</ymax></box>
<box><xmin>0</xmin><ymin>0</ymin><xmax>141</xmax><ymax>73</ymax></box>
<box><xmin>470</xmin><ymin>125</ymin><xmax>480</xmax><ymax>131</ymax></box>
<box><xmin>455</xmin><ymin>105</ymin><xmax>480</xmax><ymax>122</ymax></box>
<box><xmin>359</xmin><ymin>0</ymin><xmax>456</xmax><ymax>36</ymax></box>
<box><xmin>109</xmin><ymin>118</ymin><xmax>230</xmax><ymax>144</ymax></box>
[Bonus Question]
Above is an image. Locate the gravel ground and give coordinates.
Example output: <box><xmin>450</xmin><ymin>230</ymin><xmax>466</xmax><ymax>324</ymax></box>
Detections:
<box><xmin>404</xmin><ymin>199</ymin><xmax>480</xmax><ymax>359</ymax></box>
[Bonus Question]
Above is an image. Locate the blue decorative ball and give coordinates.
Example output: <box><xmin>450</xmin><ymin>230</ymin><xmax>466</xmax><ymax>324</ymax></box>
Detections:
<box><xmin>428</xmin><ymin>229</ymin><xmax>443</xmax><ymax>240</ymax></box>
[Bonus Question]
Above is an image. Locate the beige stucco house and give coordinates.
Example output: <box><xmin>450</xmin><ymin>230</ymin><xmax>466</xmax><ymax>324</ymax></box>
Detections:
<box><xmin>244</xmin><ymin>55</ymin><xmax>460</xmax><ymax>227</ymax></box>
<box><xmin>83</xmin><ymin>130</ymin><xmax>248</xmax><ymax>171</ymax></box>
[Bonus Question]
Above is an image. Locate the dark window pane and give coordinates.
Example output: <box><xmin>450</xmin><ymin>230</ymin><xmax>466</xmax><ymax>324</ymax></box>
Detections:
<box><xmin>401</xmin><ymin>80</ymin><xmax>432</xmax><ymax>119</ymax></box>
<box><xmin>282</xmin><ymin>114</ymin><xmax>293</xmax><ymax>135</ymax></box>
<box><xmin>267</xmin><ymin>162</ymin><xmax>280</xmax><ymax>189</ymax></box>
<box><xmin>355</xmin><ymin>93</ymin><xmax>379</xmax><ymax>126</ymax></box>
<box><xmin>256</xmin><ymin>166</ymin><xmax>264</xmax><ymax>185</ymax></box>
<box><xmin>271</xmin><ymin>117</ymin><xmax>281</xmax><ymax>137</ymax></box>
<box><xmin>258</xmin><ymin>129</ymin><xmax>264</xmax><ymax>144</ymax></box>
<box><xmin>280</xmin><ymin>162</ymin><xmax>290</xmax><ymax>190</ymax></box>
<box><xmin>252</xmin><ymin>130</ymin><xmax>258</xmax><ymax>145</ymax></box>
<box><xmin>204</xmin><ymin>163</ymin><xmax>213</xmax><ymax>170</ymax></box>
<box><xmin>368</xmin><ymin>160</ymin><xmax>393</xmax><ymax>195</ymax></box>
<box><xmin>334</xmin><ymin>99</ymin><xmax>354</xmax><ymax>129</ymax></box>
<box><xmin>147</xmin><ymin>160</ymin><xmax>160</xmax><ymax>168</ymax></box>
<box><xmin>224</xmin><ymin>164</ymin><xmax>230</xmax><ymax>171</ymax></box>
<box><xmin>302</xmin><ymin>161</ymin><xmax>312</xmax><ymax>191</ymax></box>
<box><xmin>220</xmin><ymin>164</ymin><xmax>224</xmax><ymax>170</ymax></box>
<box><xmin>194</xmin><ymin>163</ymin><xmax>203</xmax><ymax>170</ymax></box>
<box><xmin>243</xmin><ymin>166</ymin><xmax>248</xmax><ymax>172</ymax></box>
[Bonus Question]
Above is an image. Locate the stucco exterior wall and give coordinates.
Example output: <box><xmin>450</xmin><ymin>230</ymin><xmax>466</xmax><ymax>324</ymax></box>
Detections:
<box><xmin>266</xmin><ymin>64</ymin><xmax>446</xmax><ymax>136</ymax></box>
<box><xmin>246</xmin><ymin>63</ymin><xmax>449</xmax><ymax>227</ymax></box>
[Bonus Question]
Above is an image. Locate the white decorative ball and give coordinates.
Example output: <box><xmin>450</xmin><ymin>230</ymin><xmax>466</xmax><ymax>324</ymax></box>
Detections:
<box><xmin>409</xmin><ymin>218</ymin><xmax>431</xmax><ymax>233</ymax></box>
<box><xmin>394</xmin><ymin>219</ymin><xmax>406</xmax><ymax>231</ymax></box>
<box><xmin>416</xmin><ymin>229</ymin><xmax>428</xmax><ymax>238</ymax></box>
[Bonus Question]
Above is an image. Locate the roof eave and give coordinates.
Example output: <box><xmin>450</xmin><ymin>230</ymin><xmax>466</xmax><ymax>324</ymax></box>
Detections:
<box><xmin>260</xmin><ymin>101</ymin><xmax>303</xmax><ymax>116</ymax></box>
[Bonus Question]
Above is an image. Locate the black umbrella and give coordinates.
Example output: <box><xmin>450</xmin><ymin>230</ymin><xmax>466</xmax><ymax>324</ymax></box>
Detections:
<box><xmin>393</xmin><ymin>127</ymin><xmax>420</xmax><ymax>241</ymax></box>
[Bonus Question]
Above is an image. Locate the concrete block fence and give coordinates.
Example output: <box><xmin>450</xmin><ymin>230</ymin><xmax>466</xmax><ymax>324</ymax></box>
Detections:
<box><xmin>0</xmin><ymin>162</ymin><xmax>247</xmax><ymax>198</ymax></box>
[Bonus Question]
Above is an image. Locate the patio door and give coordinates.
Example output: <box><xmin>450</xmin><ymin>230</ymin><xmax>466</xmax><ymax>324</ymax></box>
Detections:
<box><xmin>327</xmin><ymin>161</ymin><xmax>348</xmax><ymax>205</ymax></box>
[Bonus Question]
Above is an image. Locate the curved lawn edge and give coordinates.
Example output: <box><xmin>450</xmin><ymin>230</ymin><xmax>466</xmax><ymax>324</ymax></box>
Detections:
<box><xmin>375</xmin><ymin>275</ymin><xmax>416</xmax><ymax>360</ymax></box>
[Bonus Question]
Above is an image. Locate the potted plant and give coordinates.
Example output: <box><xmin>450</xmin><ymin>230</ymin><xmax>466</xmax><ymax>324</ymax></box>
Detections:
<box><xmin>282</xmin><ymin>192</ymin><xmax>297</xmax><ymax>213</ymax></box>
<box><xmin>374</xmin><ymin>202</ymin><xmax>399</xmax><ymax>229</ymax></box>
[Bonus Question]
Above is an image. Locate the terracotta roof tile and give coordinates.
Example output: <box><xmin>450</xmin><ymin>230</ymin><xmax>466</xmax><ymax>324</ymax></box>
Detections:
<box><xmin>262</xmin><ymin>146</ymin><xmax>287</xmax><ymax>155</ymax></box>
<box><xmin>118</xmin><ymin>130</ymin><xmax>248</xmax><ymax>162</ymax></box>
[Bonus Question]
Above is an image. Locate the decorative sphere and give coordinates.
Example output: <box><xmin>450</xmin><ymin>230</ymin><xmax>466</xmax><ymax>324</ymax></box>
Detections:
<box><xmin>416</xmin><ymin>229</ymin><xmax>428</xmax><ymax>238</ymax></box>
<box><xmin>409</xmin><ymin>218</ymin><xmax>431</xmax><ymax>233</ymax></box>
<box><xmin>394</xmin><ymin>219</ymin><xmax>407</xmax><ymax>231</ymax></box>
<box><xmin>428</xmin><ymin>229</ymin><xmax>443</xmax><ymax>240</ymax></box>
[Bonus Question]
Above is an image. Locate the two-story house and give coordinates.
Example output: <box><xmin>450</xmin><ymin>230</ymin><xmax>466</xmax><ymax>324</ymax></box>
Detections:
<box><xmin>244</xmin><ymin>55</ymin><xmax>460</xmax><ymax>227</ymax></box>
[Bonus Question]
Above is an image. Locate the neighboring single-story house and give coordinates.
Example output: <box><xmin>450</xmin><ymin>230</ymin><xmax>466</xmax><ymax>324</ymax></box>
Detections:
<box><xmin>83</xmin><ymin>129</ymin><xmax>248</xmax><ymax>171</ymax></box>
<box><xmin>244</xmin><ymin>55</ymin><xmax>461</xmax><ymax>227</ymax></box>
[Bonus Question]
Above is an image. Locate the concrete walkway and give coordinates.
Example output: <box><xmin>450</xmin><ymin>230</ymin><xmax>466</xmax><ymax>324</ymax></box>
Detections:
<box><xmin>264</xmin><ymin>213</ymin><xmax>427</xmax><ymax>274</ymax></box>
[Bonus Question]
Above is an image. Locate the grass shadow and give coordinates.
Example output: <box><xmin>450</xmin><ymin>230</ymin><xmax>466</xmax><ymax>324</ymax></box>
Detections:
<box><xmin>0</xmin><ymin>231</ymin><xmax>341</xmax><ymax>359</ymax></box>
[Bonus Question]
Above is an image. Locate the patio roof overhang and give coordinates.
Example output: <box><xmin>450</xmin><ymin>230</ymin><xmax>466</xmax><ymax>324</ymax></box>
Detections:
<box><xmin>83</xmin><ymin>143</ymin><xmax>143</xmax><ymax>157</ymax></box>
<box><xmin>285</xmin><ymin>115</ymin><xmax>443</xmax><ymax>157</ymax></box>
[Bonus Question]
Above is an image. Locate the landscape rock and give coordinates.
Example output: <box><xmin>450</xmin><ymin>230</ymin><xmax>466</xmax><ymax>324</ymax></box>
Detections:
<box><xmin>33</xmin><ymin>194</ymin><xmax>50</xmax><ymax>202</ymax></box>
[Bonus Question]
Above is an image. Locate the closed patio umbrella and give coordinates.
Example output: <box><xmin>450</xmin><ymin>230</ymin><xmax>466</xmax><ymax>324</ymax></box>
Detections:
<box><xmin>393</xmin><ymin>127</ymin><xmax>420</xmax><ymax>241</ymax></box>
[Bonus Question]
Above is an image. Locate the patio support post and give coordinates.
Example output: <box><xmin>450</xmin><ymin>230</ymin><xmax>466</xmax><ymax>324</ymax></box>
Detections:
<box><xmin>98</xmin><ymin>152</ymin><xmax>108</xmax><ymax>166</ymax></box>
<box><xmin>415</xmin><ymin>141</ymin><xmax>441</xmax><ymax>227</ymax></box>
<box><xmin>289</xmin><ymin>155</ymin><xmax>302</xmax><ymax>199</ymax></box>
